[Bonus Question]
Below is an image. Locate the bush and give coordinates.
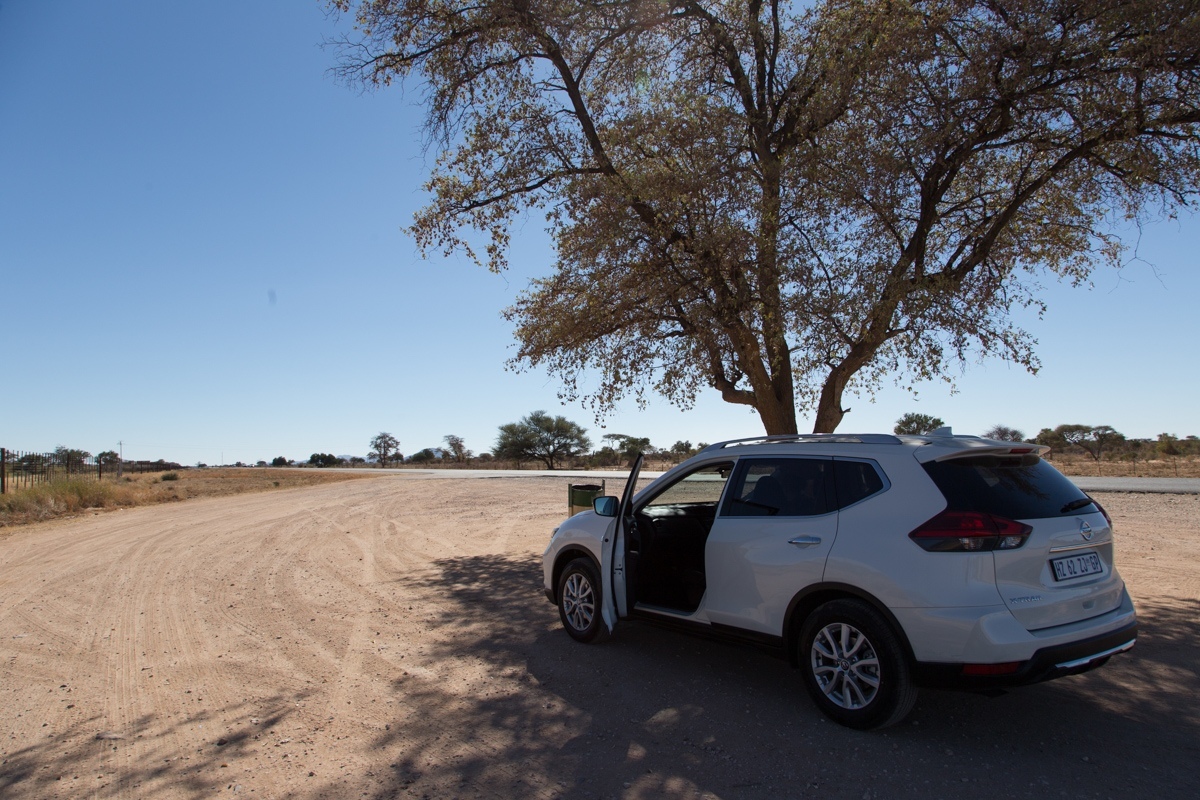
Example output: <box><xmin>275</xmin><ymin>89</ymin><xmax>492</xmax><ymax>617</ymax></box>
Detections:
<box><xmin>161</xmin><ymin>472</ymin><xmax>179</xmax><ymax>481</ymax></box>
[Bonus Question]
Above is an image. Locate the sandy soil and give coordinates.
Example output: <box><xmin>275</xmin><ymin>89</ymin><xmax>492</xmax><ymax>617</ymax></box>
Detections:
<box><xmin>1</xmin><ymin>478</ymin><xmax>1197</xmax><ymax>800</ymax></box>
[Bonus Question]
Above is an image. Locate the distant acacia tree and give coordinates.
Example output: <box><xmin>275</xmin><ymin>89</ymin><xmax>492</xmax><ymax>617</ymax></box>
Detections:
<box><xmin>894</xmin><ymin>414</ymin><xmax>945</xmax><ymax>436</ymax></box>
<box><xmin>97</xmin><ymin>450</ymin><xmax>120</xmax><ymax>465</ymax></box>
<box><xmin>495</xmin><ymin>411</ymin><xmax>591</xmax><ymax>470</ymax></box>
<box><xmin>309</xmin><ymin>453</ymin><xmax>341</xmax><ymax>468</ymax></box>
<box><xmin>983</xmin><ymin>425</ymin><xmax>1025</xmax><ymax>442</ymax></box>
<box><xmin>332</xmin><ymin>0</ymin><xmax>1200</xmax><ymax>435</ymax></box>
<box><xmin>271</xmin><ymin>456</ymin><xmax>291</xmax><ymax>467</ymax></box>
<box><xmin>1078</xmin><ymin>426</ymin><xmax>1125</xmax><ymax>463</ymax></box>
<box><xmin>369</xmin><ymin>432</ymin><xmax>400</xmax><ymax>467</ymax></box>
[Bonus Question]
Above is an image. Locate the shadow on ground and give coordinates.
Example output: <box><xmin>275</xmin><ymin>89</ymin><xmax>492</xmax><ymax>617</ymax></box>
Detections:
<box><xmin>0</xmin><ymin>694</ymin><xmax>302</xmax><ymax>798</ymax></box>
<box><xmin>318</xmin><ymin>554</ymin><xmax>1200</xmax><ymax>800</ymax></box>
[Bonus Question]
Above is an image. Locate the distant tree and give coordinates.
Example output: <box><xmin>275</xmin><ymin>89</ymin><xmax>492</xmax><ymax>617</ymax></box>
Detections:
<box><xmin>309</xmin><ymin>453</ymin><xmax>341</xmax><ymax>468</ymax></box>
<box><xmin>443</xmin><ymin>435</ymin><xmax>472</xmax><ymax>463</ymax></box>
<box><xmin>408</xmin><ymin>448</ymin><xmax>439</xmax><ymax>464</ymax></box>
<box><xmin>1034</xmin><ymin>427</ymin><xmax>1065</xmax><ymax>454</ymax></box>
<box><xmin>1077</xmin><ymin>426</ymin><xmax>1125</xmax><ymax>463</ymax></box>
<box><xmin>53</xmin><ymin>446</ymin><xmax>92</xmax><ymax>468</ymax></box>
<box><xmin>1053</xmin><ymin>424</ymin><xmax>1094</xmax><ymax>452</ymax></box>
<box><xmin>256</xmin><ymin>460</ymin><xmax>268</xmax><ymax>468</ymax></box>
<box><xmin>982</xmin><ymin>425</ymin><xmax>1025</xmax><ymax>442</ymax></box>
<box><xmin>495</xmin><ymin>411</ymin><xmax>591</xmax><ymax>470</ymax></box>
<box><xmin>369</xmin><ymin>432</ymin><xmax>400</xmax><ymax>467</ymax></box>
<box><xmin>894</xmin><ymin>414</ymin><xmax>945</xmax><ymax>436</ymax></box>
<box><xmin>589</xmin><ymin>446</ymin><xmax>621</xmax><ymax>468</ymax></box>
<box><xmin>271</xmin><ymin>456</ymin><xmax>290</xmax><ymax>467</ymax></box>
<box><xmin>602</xmin><ymin>434</ymin><xmax>652</xmax><ymax>466</ymax></box>
<box><xmin>1158</xmin><ymin>433</ymin><xmax>1182</xmax><ymax>476</ymax></box>
<box><xmin>349</xmin><ymin>456</ymin><xmax>367</xmax><ymax>465</ymax></box>
<box><xmin>96</xmin><ymin>450</ymin><xmax>120</xmax><ymax>465</ymax></box>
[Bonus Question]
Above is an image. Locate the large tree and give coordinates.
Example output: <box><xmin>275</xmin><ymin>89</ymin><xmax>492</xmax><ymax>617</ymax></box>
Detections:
<box><xmin>494</xmin><ymin>410</ymin><xmax>592</xmax><ymax>469</ymax></box>
<box><xmin>332</xmin><ymin>0</ymin><xmax>1200</xmax><ymax>433</ymax></box>
<box><xmin>369</xmin><ymin>431</ymin><xmax>400</xmax><ymax>467</ymax></box>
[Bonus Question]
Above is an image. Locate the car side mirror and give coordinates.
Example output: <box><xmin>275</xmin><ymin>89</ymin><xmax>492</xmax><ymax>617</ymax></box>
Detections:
<box><xmin>593</xmin><ymin>496</ymin><xmax>618</xmax><ymax>517</ymax></box>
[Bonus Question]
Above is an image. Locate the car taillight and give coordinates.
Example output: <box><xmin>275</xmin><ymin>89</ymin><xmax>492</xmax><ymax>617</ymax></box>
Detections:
<box><xmin>908</xmin><ymin>510</ymin><xmax>1033</xmax><ymax>552</ymax></box>
<box><xmin>1090</xmin><ymin>496</ymin><xmax>1113</xmax><ymax>527</ymax></box>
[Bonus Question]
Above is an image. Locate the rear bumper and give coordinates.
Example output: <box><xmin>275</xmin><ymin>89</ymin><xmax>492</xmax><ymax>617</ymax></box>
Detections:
<box><xmin>912</xmin><ymin>618</ymin><xmax>1138</xmax><ymax>690</ymax></box>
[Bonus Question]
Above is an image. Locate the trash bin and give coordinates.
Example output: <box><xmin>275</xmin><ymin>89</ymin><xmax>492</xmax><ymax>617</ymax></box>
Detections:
<box><xmin>568</xmin><ymin>482</ymin><xmax>606</xmax><ymax>517</ymax></box>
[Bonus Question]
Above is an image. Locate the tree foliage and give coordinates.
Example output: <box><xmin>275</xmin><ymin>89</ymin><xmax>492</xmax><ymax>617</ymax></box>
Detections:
<box><xmin>332</xmin><ymin>0</ymin><xmax>1200</xmax><ymax>433</ymax></box>
<box><xmin>494</xmin><ymin>410</ymin><xmax>591</xmax><ymax>469</ymax></box>
<box><xmin>894</xmin><ymin>413</ymin><xmax>945</xmax><ymax>435</ymax></box>
<box><xmin>443</xmin><ymin>434</ymin><xmax>472</xmax><ymax>463</ymax></box>
<box><xmin>309</xmin><ymin>453</ymin><xmax>342</xmax><ymax>468</ymax></box>
<box><xmin>982</xmin><ymin>425</ymin><xmax>1025</xmax><ymax>442</ymax></box>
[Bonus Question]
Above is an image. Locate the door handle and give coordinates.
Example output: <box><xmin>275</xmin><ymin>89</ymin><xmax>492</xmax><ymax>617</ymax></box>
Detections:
<box><xmin>788</xmin><ymin>536</ymin><xmax>822</xmax><ymax>547</ymax></box>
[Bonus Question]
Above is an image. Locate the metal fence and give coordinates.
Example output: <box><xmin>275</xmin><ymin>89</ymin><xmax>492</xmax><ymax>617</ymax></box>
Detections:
<box><xmin>0</xmin><ymin>448</ymin><xmax>185</xmax><ymax>494</ymax></box>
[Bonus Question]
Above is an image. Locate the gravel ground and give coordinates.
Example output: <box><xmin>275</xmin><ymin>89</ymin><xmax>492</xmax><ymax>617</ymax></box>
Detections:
<box><xmin>0</xmin><ymin>478</ymin><xmax>1196</xmax><ymax>800</ymax></box>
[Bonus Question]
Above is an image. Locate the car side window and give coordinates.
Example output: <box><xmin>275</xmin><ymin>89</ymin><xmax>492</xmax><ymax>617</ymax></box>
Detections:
<box><xmin>832</xmin><ymin>459</ymin><xmax>886</xmax><ymax>509</ymax></box>
<box><xmin>640</xmin><ymin>461</ymin><xmax>733</xmax><ymax>514</ymax></box>
<box><xmin>722</xmin><ymin>458</ymin><xmax>832</xmax><ymax>517</ymax></box>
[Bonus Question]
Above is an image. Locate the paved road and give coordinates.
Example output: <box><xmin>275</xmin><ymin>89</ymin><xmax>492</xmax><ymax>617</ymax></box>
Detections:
<box><xmin>1067</xmin><ymin>476</ymin><xmax>1200</xmax><ymax>494</ymax></box>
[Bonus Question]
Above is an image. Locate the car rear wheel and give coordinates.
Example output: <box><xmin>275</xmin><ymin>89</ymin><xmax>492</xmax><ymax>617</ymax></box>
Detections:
<box><xmin>798</xmin><ymin>599</ymin><xmax>917</xmax><ymax>729</ymax></box>
<box><xmin>557</xmin><ymin>558</ymin><xmax>608</xmax><ymax>643</ymax></box>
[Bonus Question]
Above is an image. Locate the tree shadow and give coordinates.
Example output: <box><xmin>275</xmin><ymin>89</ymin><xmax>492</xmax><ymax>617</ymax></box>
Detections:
<box><xmin>313</xmin><ymin>553</ymin><xmax>1200</xmax><ymax>800</ymax></box>
<box><xmin>0</xmin><ymin>694</ymin><xmax>302</xmax><ymax>798</ymax></box>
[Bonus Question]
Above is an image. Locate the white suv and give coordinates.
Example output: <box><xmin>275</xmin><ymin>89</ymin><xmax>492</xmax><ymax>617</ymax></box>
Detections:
<box><xmin>542</xmin><ymin>431</ymin><xmax>1137</xmax><ymax>729</ymax></box>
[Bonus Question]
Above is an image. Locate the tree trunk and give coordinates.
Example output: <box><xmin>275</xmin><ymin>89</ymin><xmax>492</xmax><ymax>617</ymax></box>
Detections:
<box><xmin>754</xmin><ymin>389</ymin><xmax>800</xmax><ymax>435</ymax></box>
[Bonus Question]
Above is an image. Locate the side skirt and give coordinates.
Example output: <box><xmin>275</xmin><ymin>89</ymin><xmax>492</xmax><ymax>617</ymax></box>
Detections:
<box><xmin>628</xmin><ymin>608</ymin><xmax>788</xmax><ymax>658</ymax></box>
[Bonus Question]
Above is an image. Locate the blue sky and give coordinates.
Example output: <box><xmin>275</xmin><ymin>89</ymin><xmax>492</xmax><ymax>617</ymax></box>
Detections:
<box><xmin>2</xmin><ymin>1</ymin><xmax>1197</xmax><ymax>465</ymax></box>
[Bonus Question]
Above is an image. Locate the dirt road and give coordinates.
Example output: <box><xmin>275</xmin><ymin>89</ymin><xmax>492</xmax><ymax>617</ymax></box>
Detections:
<box><xmin>1</xmin><ymin>478</ymin><xmax>1197</xmax><ymax>799</ymax></box>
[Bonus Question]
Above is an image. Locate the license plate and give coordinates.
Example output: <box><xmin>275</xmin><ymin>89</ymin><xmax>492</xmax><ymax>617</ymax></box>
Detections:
<box><xmin>1051</xmin><ymin>552</ymin><xmax>1103</xmax><ymax>581</ymax></box>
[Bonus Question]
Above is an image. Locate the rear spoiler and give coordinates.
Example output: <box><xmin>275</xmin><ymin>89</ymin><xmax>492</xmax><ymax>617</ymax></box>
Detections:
<box><xmin>911</xmin><ymin>437</ymin><xmax>1049</xmax><ymax>464</ymax></box>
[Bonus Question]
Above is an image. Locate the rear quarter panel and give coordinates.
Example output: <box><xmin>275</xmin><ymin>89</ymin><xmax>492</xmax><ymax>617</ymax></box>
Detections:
<box><xmin>822</xmin><ymin>453</ymin><xmax>1007</xmax><ymax>609</ymax></box>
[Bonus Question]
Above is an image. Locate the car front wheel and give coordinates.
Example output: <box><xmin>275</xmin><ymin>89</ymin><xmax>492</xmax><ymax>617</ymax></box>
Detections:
<box><xmin>798</xmin><ymin>599</ymin><xmax>917</xmax><ymax>729</ymax></box>
<box><xmin>557</xmin><ymin>558</ymin><xmax>608</xmax><ymax>643</ymax></box>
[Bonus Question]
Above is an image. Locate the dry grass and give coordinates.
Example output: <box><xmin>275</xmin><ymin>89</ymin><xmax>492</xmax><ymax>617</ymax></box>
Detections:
<box><xmin>1050</xmin><ymin>455</ymin><xmax>1200</xmax><ymax>478</ymax></box>
<box><xmin>0</xmin><ymin>468</ymin><xmax>379</xmax><ymax>528</ymax></box>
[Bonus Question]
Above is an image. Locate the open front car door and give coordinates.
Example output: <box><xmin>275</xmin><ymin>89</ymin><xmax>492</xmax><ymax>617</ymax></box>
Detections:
<box><xmin>601</xmin><ymin>453</ymin><xmax>643</xmax><ymax>631</ymax></box>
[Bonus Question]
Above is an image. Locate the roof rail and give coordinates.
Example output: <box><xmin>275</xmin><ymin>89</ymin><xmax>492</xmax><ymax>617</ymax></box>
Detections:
<box><xmin>699</xmin><ymin>433</ymin><xmax>901</xmax><ymax>453</ymax></box>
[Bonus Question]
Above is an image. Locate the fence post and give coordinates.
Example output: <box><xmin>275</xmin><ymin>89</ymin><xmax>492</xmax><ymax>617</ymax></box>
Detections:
<box><xmin>1</xmin><ymin>448</ymin><xmax>6</xmax><ymax>495</ymax></box>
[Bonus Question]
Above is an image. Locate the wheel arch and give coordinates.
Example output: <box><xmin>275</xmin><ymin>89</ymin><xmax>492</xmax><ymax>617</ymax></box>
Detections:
<box><xmin>551</xmin><ymin>546</ymin><xmax>601</xmax><ymax>604</ymax></box>
<box><xmin>783</xmin><ymin>583</ymin><xmax>916</xmax><ymax>667</ymax></box>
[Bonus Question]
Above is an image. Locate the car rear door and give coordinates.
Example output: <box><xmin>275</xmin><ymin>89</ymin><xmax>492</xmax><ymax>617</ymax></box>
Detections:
<box><xmin>703</xmin><ymin>457</ymin><xmax>838</xmax><ymax>635</ymax></box>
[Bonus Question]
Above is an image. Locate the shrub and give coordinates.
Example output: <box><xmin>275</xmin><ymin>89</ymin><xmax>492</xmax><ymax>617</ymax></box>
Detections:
<box><xmin>161</xmin><ymin>472</ymin><xmax>179</xmax><ymax>481</ymax></box>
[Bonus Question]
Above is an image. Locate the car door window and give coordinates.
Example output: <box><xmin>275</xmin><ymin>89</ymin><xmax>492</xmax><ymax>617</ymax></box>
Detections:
<box><xmin>723</xmin><ymin>458</ymin><xmax>832</xmax><ymax>517</ymax></box>
<box><xmin>639</xmin><ymin>461</ymin><xmax>733</xmax><ymax>515</ymax></box>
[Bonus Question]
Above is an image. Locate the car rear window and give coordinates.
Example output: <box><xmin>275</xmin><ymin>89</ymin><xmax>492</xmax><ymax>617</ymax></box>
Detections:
<box><xmin>833</xmin><ymin>460</ymin><xmax>886</xmax><ymax>509</ymax></box>
<box><xmin>922</xmin><ymin>455</ymin><xmax>1095</xmax><ymax>520</ymax></box>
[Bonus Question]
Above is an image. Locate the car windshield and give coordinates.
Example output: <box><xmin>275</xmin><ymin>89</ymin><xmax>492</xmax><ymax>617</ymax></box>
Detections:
<box><xmin>922</xmin><ymin>455</ymin><xmax>1095</xmax><ymax>519</ymax></box>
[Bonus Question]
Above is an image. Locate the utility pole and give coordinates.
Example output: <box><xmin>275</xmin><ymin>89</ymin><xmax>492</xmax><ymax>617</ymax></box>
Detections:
<box><xmin>118</xmin><ymin>441</ymin><xmax>123</xmax><ymax>479</ymax></box>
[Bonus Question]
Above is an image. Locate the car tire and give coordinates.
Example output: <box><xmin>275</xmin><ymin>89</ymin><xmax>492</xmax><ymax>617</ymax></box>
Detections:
<box><xmin>557</xmin><ymin>558</ymin><xmax>608</xmax><ymax>643</ymax></box>
<box><xmin>798</xmin><ymin>599</ymin><xmax>917</xmax><ymax>730</ymax></box>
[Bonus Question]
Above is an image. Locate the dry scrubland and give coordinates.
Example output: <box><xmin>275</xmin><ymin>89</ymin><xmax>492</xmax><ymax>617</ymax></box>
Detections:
<box><xmin>0</xmin><ymin>469</ymin><xmax>375</xmax><ymax>528</ymax></box>
<box><xmin>1044</xmin><ymin>455</ymin><xmax>1200</xmax><ymax>478</ymax></box>
<box><xmin>0</xmin><ymin>476</ymin><xmax>1197</xmax><ymax>800</ymax></box>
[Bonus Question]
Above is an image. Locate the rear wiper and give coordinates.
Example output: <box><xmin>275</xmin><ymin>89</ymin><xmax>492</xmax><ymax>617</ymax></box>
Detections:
<box><xmin>1060</xmin><ymin>497</ymin><xmax>1096</xmax><ymax>514</ymax></box>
